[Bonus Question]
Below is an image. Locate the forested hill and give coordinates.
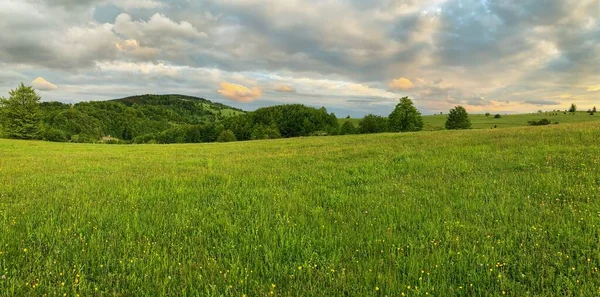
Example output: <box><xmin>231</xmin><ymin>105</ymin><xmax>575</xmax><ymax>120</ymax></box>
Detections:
<box><xmin>39</xmin><ymin>94</ymin><xmax>246</xmax><ymax>142</ymax></box>
<box><xmin>112</xmin><ymin>94</ymin><xmax>244</xmax><ymax>113</ymax></box>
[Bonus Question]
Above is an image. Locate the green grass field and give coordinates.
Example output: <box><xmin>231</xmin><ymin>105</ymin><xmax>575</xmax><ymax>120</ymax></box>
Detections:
<box><xmin>1</xmin><ymin>122</ymin><xmax>599</xmax><ymax>296</ymax></box>
<box><xmin>339</xmin><ymin>111</ymin><xmax>600</xmax><ymax>131</ymax></box>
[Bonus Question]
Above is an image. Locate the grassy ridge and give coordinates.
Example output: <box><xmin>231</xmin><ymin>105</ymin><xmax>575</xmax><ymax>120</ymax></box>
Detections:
<box><xmin>339</xmin><ymin>111</ymin><xmax>600</xmax><ymax>131</ymax></box>
<box><xmin>1</xmin><ymin>123</ymin><xmax>599</xmax><ymax>296</ymax></box>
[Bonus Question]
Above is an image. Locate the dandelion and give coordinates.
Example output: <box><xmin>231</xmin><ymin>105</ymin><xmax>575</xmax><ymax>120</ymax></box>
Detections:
<box><xmin>23</xmin><ymin>248</ymin><xmax>28</xmax><ymax>253</ymax></box>
<box><xmin>375</xmin><ymin>286</ymin><xmax>379</xmax><ymax>291</ymax></box>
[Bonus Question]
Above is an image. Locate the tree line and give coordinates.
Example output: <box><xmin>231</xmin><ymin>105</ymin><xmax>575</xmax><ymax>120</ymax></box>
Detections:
<box><xmin>0</xmin><ymin>83</ymin><xmax>474</xmax><ymax>144</ymax></box>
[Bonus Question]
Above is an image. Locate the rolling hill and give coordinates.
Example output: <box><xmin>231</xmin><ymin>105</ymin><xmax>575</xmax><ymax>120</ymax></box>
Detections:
<box><xmin>39</xmin><ymin>94</ymin><xmax>246</xmax><ymax>142</ymax></box>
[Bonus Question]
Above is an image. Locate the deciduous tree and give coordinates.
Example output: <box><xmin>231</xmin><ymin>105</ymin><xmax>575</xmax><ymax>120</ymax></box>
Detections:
<box><xmin>388</xmin><ymin>97</ymin><xmax>424</xmax><ymax>132</ymax></box>
<box><xmin>445</xmin><ymin>106</ymin><xmax>472</xmax><ymax>130</ymax></box>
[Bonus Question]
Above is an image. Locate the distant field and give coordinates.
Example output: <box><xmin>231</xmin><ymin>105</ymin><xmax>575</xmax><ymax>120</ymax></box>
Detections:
<box><xmin>1</xmin><ymin>123</ymin><xmax>599</xmax><ymax>295</ymax></box>
<box><xmin>339</xmin><ymin>111</ymin><xmax>600</xmax><ymax>131</ymax></box>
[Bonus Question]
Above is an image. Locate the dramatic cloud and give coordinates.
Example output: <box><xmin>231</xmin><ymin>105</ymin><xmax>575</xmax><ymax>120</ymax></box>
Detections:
<box><xmin>0</xmin><ymin>0</ymin><xmax>598</xmax><ymax>115</ymax></box>
<box><xmin>32</xmin><ymin>77</ymin><xmax>57</xmax><ymax>91</ymax></box>
<box><xmin>389</xmin><ymin>78</ymin><xmax>414</xmax><ymax>90</ymax></box>
<box><xmin>218</xmin><ymin>82</ymin><xmax>262</xmax><ymax>102</ymax></box>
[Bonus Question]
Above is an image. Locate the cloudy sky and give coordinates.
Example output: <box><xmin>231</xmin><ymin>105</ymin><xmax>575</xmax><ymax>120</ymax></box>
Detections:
<box><xmin>1</xmin><ymin>0</ymin><xmax>598</xmax><ymax>116</ymax></box>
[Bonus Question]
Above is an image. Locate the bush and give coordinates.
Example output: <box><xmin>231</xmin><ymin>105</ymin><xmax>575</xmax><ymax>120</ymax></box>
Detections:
<box><xmin>359</xmin><ymin>114</ymin><xmax>388</xmax><ymax>134</ymax></box>
<box><xmin>217</xmin><ymin>129</ymin><xmax>237</xmax><ymax>142</ymax></box>
<box><xmin>528</xmin><ymin>118</ymin><xmax>553</xmax><ymax>126</ymax></box>
<box><xmin>42</xmin><ymin>128</ymin><xmax>69</xmax><ymax>142</ymax></box>
<box><xmin>494</xmin><ymin>114</ymin><xmax>502</xmax><ymax>119</ymax></box>
<box><xmin>339</xmin><ymin>121</ymin><xmax>357</xmax><ymax>135</ymax></box>
<box><xmin>251</xmin><ymin>124</ymin><xmax>281</xmax><ymax>140</ymax></box>
<box><xmin>445</xmin><ymin>106</ymin><xmax>472</xmax><ymax>130</ymax></box>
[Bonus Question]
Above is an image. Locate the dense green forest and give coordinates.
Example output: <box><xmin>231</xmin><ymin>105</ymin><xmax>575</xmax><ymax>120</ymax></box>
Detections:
<box><xmin>0</xmin><ymin>86</ymin><xmax>347</xmax><ymax>144</ymax></box>
<box><xmin>35</xmin><ymin>94</ymin><xmax>247</xmax><ymax>143</ymax></box>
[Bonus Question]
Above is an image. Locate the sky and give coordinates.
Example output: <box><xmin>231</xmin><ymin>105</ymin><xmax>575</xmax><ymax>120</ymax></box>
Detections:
<box><xmin>0</xmin><ymin>0</ymin><xmax>599</xmax><ymax>117</ymax></box>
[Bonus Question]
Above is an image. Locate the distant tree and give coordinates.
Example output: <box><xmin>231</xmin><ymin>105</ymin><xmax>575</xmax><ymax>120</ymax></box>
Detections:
<box><xmin>445</xmin><ymin>106</ymin><xmax>472</xmax><ymax>130</ymax></box>
<box><xmin>339</xmin><ymin>121</ymin><xmax>357</xmax><ymax>135</ymax></box>
<box><xmin>593</xmin><ymin>106</ymin><xmax>597</xmax><ymax>113</ymax></box>
<box><xmin>569</xmin><ymin>103</ymin><xmax>577</xmax><ymax>113</ymax></box>
<box><xmin>388</xmin><ymin>97</ymin><xmax>424</xmax><ymax>132</ymax></box>
<box><xmin>485</xmin><ymin>113</ymin><xmax>491</xmax><ymax>117</ymax></box>
<box><xmin>528</xmin><ymin>118</ymin><xmax>552</xmax><ymax>126</ymax></box>
<box><xmin>0</xmin><ymin>83</ymin><xmax>42</xmax><ymax>139</ymax></box>
<box><xmin>494</xmin><ymin>114</ymin><xmax>502</xmax><ymax>119</ymax></box>
<box><xmin>537</xmin><ymin>110</ymin><xmax>543</xmax><ymax>114</ymax></box>
<box><xmin>217</xmin><ymin>129</ymin><xmax>236</xmax><ymax>142</ymax></box>
<box><xmin>358</xmin><ymin>114</ymin><xmax>388</xmax><ymax>134</ymax></box>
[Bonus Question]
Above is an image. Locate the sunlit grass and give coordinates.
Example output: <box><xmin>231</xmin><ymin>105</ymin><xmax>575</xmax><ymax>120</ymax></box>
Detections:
<box><xmin>1</xmin><ymin>122</ymin><xmax>599</xmax><ymax>296</ymax></box>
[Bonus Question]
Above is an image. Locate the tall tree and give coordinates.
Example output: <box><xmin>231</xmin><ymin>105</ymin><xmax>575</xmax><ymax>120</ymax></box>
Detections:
<box><xmin>445</xmin><ymin>106</ymin><xmax>472</xmax><ymax>130</ymax></box>
<box><xmin>388</xmin><ymin>97</ymin><xmax>424</xmax><ymax>132</ymax></box>
<box><xmin>0</xmin><ymin>83</ymin><xmax>42</xmax><ymax>139</ymax></box>
<box><xmin>569</xmin><ymin>103</ymin><xmax>577</xmax><ymax>113</ymax></box>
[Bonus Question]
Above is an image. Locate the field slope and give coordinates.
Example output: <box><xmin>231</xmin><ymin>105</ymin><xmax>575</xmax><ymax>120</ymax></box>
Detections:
<box><xmin>339</xmin><ymin>111</ymin><xmax>600</xmax><ymax>131</ymax></box>
<box><xmin>1</xmin><ymin>123</ymin><xmax>599</xmax><ymax>296</ymax></box>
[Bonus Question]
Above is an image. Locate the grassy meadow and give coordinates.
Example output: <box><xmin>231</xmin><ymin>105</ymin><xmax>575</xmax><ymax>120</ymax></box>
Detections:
<box><xmin>339</xmin><ymin>111</ymin><xmax>600</xmax><ymax>131</ymax></box>
<box><xmin>1</xmin><ymin>122</ymin><xmax>599</xmax><ymax>296</ymax></box>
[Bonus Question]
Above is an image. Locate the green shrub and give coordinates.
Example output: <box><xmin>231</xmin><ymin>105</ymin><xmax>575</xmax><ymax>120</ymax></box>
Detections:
<box><xmin>528</xmin><ymin>119</ymin><xmax>553</xmax><ymax>126</ymax></box>
<box><xmin>42</xmin><ymin>128</ymin><xmax>69</xmax><ymax>142</ymax></box>
<box><xmin>339</xmin><ymin>121</ymin><xmax>357</xmax><ymax>135</ymax></box>
<box><xmin>359</xmin><ymin>114</ymin><xmax>388</xmax><ymax>134</ymax></box>
<box><xmin>217</xmin><ymin>130</ymin><xmax>237</xmax><ymax>142</ymax></box>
